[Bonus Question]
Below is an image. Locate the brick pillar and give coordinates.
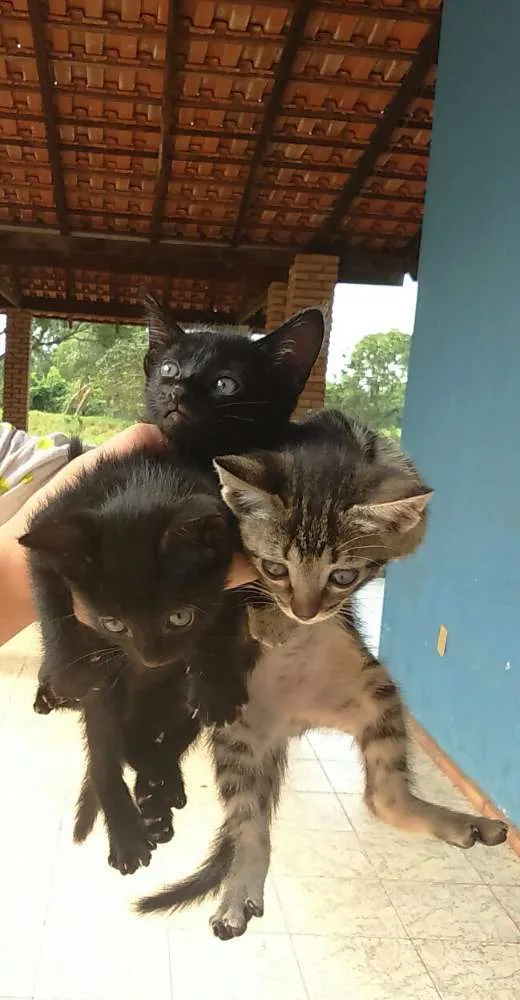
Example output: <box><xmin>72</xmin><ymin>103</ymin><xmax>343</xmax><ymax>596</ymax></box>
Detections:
<box><xmin>265</xmin><ymin>281</ymin><xmax>287</xmax><ymax>331</ymax></box>
<box><xmin>285</xmin><ymin>254</ymin><xmax>338</xmax><ymax>418</ymax></box>
<box><xmin>2</xmin><ymin>309</ymin><xmax>32</xmax><ymax>430</ymax></box>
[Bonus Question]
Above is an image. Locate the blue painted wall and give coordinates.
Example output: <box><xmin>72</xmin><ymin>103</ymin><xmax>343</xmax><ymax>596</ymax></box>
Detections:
<box><xmin>380</xmin><ymin>0</ymin><xmax>520</xmax><ymax>824</ymax></box>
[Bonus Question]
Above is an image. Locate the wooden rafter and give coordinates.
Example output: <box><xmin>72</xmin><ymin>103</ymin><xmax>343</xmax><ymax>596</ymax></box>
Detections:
<box><xmin>20</xmin><ymin>298</ymin><xmax>235</xmax><ymax>325</ymax></box>
<box><xmin>230</xmin><ymin>0</ymin><xmax>315</xmax><ymax>245</ymax></box>
<box><xmin>314</xmin><ymin>20</ymin><xmax>441</xmax><ymax>245</ymax></box>
<box><xmin>0</xmin><ymin>129</ymin><xmax>430</xmax><ymax>157</ymax></box>
<box><xmin>0</xmin><ymin>78</ymin><xmax>435</xmax><ymax>102</ymax></box>
<box><xmin>0</xmin><ymin>279</ymin><xmax>21</xmax><ymax>308</ymax></box>
<box><xmin>27</xmin><ymin>0</ymin><xmax>69</xmax><ymax>237</ymax></box>
<box><xmin>0</xmin><ymin>237</ymin><xmax>291</xmax><ymax>281</ymax></box>
<box><xmin>2</xmin><ymin>4</ymin><xmax>437</xmax><ymax>34</ymax></box>
<box><xmin>0</xmin><ymin>106</ymin><xmax>434</xmax><ymax>133</ymax></box>
<box><xmin>150</xmin><ymin>0</ymin><xmax>183</xmax><ymax>242</ymax></box>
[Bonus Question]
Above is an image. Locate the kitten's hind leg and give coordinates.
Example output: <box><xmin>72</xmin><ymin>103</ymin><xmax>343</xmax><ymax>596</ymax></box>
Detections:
<box><xmin>135</xmin><ymin>725</ymin><xmax>286</xmax><ymax>939</ymax></box>
<box><xmin>73</xmin><ymin>770</ymin><xmax>99</xmax><ymax>843</ymax></box>
<box><xmin>351</xmin><ymin>651</ymin><xmax>508</xmax><ymax>848</ymax></box>
<box><xmin>209</xmin><ymin>727</ymin><xmax>287</xmax><ymax>940</ymax></box>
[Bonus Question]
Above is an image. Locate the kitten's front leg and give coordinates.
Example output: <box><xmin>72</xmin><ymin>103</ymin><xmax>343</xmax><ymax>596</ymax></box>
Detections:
<box><xmin>81</xmin><ymin>691</ymin><xmax>156</xmax><ymax>874</ymax></box>
<box><xmin>342</xmin><ymin>637</ymin><xmax>508</xmax><ymax>849</ymax></box>
<box><xmin>208</xmin><ymin>724</ymin><xmax>287</xmax><ymax>939</ymax></box>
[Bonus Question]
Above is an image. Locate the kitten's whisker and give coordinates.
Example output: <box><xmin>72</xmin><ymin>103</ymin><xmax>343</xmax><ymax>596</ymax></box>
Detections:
<box><xmin>213</xmin><ymin>400</ymin><xmax>271</xmax><ymax>410</ymax></box>
<box><xmin>46</xmin><ymin>612</ymin><xmax>77</xmax><ymax>625</ymax></box>
<box><xmin>64</xmin><ymin>645</ymin><xmax>120</xmax><ymax>670</ymax></box>
<box><xmin>218</xmin><ymin>415</ymin><xmax>257</xmax><ymax>423</ymax></box>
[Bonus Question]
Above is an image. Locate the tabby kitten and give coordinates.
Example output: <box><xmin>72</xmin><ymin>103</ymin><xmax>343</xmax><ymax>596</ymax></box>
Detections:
<box><xmin>137</xmin><ymin>410</ymin><xmax>507</xmax><ymax>937</ymax></box>
<box><xmin>21</xmin><ymin>447</ymin><xmax>252</xmax><ymax>874</ymax></box>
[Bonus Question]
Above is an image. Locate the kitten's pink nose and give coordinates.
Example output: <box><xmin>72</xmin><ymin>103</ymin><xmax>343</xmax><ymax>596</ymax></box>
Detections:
<box><xmin>291</xmin><ymin>596</ymin><xmax>321</xmax><ymax>622</ymax></box>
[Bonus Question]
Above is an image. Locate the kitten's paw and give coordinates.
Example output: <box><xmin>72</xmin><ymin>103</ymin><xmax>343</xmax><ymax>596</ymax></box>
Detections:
<box><xmin>210</xmin><ymin>893</ymin><xmax>264</xmax><ymax>941</ymax></box>
<box><xmin>448</xmin><ymin>815</ymin><xmax>508</xmax><ymax>849</ymax></box>
<box><xmin>427</xmin><ymin>806</ymin><xmax>508</xmax><ymax>849</ymax></box>
<box><xmin>33</xmin><ymin>685</ymin><xmax>56</xmax><ymax>714</ymax></box>
<box><xmin>33</xmin><ymin>684</ymin><xmax>79</xmax><ymax>714</ymax></box>
<box><xmin>107</xmin><ymin>812</ymin><xmax>156</xmax><ymax>875</ymax></box>
<box><xmin>136</xmin><ymin>774</ymin><xmax>186</xmax><ymax>812</ymax></box>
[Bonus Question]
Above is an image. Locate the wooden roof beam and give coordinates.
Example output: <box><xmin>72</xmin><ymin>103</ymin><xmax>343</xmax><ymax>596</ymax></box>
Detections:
<box><xmin>150</xmin><ymin>0</ymin><xmax>184</xmax><ymax>242</ymax></box>
<box><xmin>20</xmin><ymin>298</ymin><xmax>235</xmax><ymax>325</ymax></box>
<box><xmin>313</xmin><ymin>19</ymin><xmax>440</xmax><ymax>245</ymax></box>
<box><xmin>0</xmin><ymin>278</ymin><xmax>21</xmax><ymax>308</ymax></box>
<box><xmin>230</xmin><ymin>0</ymin><xmax>315</xmax><ymax>245</ymax></box>
<box><xmin>0</xmin><ymin>106</ymin><xmax>434</xmax><ymax>133</ymax></box>
<box><xmin>27</xmin><ymin>0</ymin><xmax>69</xmax><ymax>237</ymax></box>
<box><xmin>2</xmin><ymin>3</ymin><xmax>437</xmax><ymax>32</ymax></box>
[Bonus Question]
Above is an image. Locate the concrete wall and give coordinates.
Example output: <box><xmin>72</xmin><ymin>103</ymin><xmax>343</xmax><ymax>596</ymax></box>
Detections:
<box><xmin>380</xmin><ymin>0</ymin><xmax>520</xmax><ymax>824</ymax></box>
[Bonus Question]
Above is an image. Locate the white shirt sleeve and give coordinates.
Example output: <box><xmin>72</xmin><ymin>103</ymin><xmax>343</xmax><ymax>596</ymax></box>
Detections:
<box><xmin>0</xmin><ymin>422</ymin><xmax>89</xmax><ymax>526</ymax></box>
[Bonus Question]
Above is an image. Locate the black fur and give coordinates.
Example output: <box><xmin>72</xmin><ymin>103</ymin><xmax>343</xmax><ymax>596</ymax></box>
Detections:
<box><xmin>22</xmin><ymin>448</ymin><xmax>253</xmax><ymax>873</ymax></box>
<box><xmin>26</xmin><ymin>299</ymin><xmax>324</xmax><ymax>874</ymax></box>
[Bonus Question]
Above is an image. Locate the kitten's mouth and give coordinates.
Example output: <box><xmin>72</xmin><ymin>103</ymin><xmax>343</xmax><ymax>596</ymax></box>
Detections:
<box><xmin>164</xmin><ymin>406</ymin><xmax>193</xmax><ymax>424</ymax></box>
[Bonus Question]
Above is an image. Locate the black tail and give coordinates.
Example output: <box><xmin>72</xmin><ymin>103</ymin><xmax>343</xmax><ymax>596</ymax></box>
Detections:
<box><xmin>135</xmin><ymin>830</ymin><xmax>234</xmax><ymax>915</ymax></box>
<box><xmin>73</xmin><ymin>772</ymin><xmax>99</xmax><ymax>843</ymax></box>
<box><xmin>67</xmin><ymin>436</ymin><xmax>84</xmax><ymax>462</ymax></box>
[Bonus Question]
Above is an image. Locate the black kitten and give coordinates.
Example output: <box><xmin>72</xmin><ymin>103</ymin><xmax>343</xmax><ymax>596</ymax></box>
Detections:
<box><xmin>21</xmin><ymin>448</ymin><xmax>253</xmax><ymax>874</ymax></box>
<box><xmin>28</xmin><ymin>299</ymin><xmax>324</xmax><ymax>872</ymax></box>
<box><xmin>143</xmin><ymin>295</ymin><xmax>324</xmax><ymax>456</ymax></box>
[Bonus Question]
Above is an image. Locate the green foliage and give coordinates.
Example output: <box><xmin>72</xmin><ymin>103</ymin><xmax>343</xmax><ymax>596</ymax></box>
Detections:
<box><xmin>325</xmin><ymin>330</ymin><xmax>411</xmax><ymax>438</ymax></box>
<box><xmin>29</xmin><ymin>366</ymin><xmax>69</xmax><ymax>412</ymax></box>
<box><xmin>89</xmin><ymin>327</ymin><xmax>148</xmax><ymax>421</ymax></box>
<box><xmin>26</xmin><ymin>318</ymin><xmax>148</xmax><ymax>421</ymax></box>
<box><xmin>27</xmin><ymin>410</ymin><xmax>128</xmax><ymax>444</ymax></box>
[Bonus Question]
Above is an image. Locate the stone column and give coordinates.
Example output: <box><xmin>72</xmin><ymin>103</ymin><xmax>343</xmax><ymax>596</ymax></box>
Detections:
<box><xmin>285</xmin><ymin>254</ymin><xmax>338</xmax><ymax>418</ymax></box>
<box><xmin>265</xmin><ymin>281</ymin><xmax>287</xmax><ymax>331</ymax></box>
<box><xmin>2</xmin><ymin>309</ymin><xmax>32</xmax><ymax>430</ymax></box>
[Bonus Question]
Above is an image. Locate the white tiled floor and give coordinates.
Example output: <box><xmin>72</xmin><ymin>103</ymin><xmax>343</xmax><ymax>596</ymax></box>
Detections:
<box><xmin>1</xmin><ymin>581</ymin><xmax>519</xmax><ymax>1000</ymax></box>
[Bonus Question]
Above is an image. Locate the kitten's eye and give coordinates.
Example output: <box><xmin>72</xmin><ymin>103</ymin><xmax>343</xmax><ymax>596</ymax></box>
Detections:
<box><xmin>160</xmin><ymin>360</ymin><xmax>180</xmax><ymax>379</ymax></box>
<box><xmin>100</xmin><ymin>617</ymin><xmax>127</xmax><ymax>634</ymax></box>
<box><xmin>329</xmin><ymin>568</ymin><xmax>359</xmax><ymax>588</ymax></box>
<box><xmin>261</xmin><ymin>560</ymin><xmax>289</xmax><ymax>580</ymax></box>
<box><xmin>166</xmin><ymin>608</ymin><xmax>195</xmax><ymax>629</ymax></box>
<box><xmin>215</xmin><ymin>375</ymin><xmax>239</xmax><ymax>396</ymax></box>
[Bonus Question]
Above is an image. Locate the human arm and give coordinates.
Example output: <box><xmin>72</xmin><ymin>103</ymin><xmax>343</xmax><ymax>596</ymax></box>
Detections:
<box><xmin>0</xmin><ymin>422</ymin><xmax>255</xmax><ymax>647</ymax></box>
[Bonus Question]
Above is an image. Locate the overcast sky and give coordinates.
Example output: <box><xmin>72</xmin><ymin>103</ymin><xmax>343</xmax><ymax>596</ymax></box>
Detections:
<box><xmin>327</xmin><ymin>273</ymin><xmax>418</xmax><ymax>380</ymax></box>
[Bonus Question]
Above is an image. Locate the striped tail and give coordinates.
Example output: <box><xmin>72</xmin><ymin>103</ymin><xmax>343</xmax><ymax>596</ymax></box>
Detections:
<box><xmin>135</xmin><ymin>829</ymin><xmax>234</xmax><ymax>915</ymax></box>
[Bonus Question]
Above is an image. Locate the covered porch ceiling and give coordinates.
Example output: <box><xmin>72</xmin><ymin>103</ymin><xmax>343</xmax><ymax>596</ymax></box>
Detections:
<box><xmin>0</xmin><ymin>0</ymin><xmax>441</xmax><ymax>325</ymax></box>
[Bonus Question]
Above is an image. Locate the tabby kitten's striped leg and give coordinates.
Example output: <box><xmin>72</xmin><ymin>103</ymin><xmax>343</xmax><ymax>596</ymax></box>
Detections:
<box><xmin>209</xmin><ymin>726</ymin><xmax>288</xmax><ymax>940</ymax></box>
<box><xmin>352</xmin><ymin>652</ymin><xmax>508</xmax><ymax>848</ymax></box>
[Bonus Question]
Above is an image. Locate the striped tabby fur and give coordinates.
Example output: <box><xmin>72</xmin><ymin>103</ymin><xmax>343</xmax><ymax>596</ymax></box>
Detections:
<box><xmin>137</xmin><ymin>411</ymin><xmax>507</xmax><ymax>938</ymax></box>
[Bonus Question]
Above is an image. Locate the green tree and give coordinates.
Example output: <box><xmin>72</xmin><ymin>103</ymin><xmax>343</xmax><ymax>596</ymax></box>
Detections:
<box><xmin>326</xmin><ymin>330</ymin><xmax>411</xmax><ymax>438</ymax></box>
<box><xmin>29</xmin><ymin>365</ymin><xmax>69</xmax><ymax>412</ymax></box>
<box><xmin>89</xmin><ymin>327</ymin><xmax>148</xmax><ymax>420</ymax></box>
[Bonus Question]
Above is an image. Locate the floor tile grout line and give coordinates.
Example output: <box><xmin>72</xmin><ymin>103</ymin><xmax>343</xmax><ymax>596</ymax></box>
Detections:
<box><xmin>403</xmin><ymin>937</ymin><xmax>444</xmax><ymax>1000</ymax></box>
<box><xmin>488</xmin><ymin>883</ymin><xmax>520</xmax><ymax>932</ymax></box>
<box><xmin>166</xmin><ymin>925</ymin><xmax>175</xmax><ymax>1000</ymax></box>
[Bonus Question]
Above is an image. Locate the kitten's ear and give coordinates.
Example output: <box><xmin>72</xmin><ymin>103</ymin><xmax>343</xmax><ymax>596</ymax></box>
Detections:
<box><xmin>213</xmin><ymin>455</ymin><xmax>284</xmax><ymax>520</ymax></box>
<box><xmin>161</xmin><ymin>495</ymin><xmax>228</xmax><ymax>554</ymax></box>
<box><xmin>19</xmin><ymin>512</ymin><xmax>96</xmax><ymax>570</ymax></box>
<box><xmin>143</xmin><ymin>293</ymin><xmax>186</xmax><ymax>355</ymax></box>
<box><xmin>357</xmin><ymin>490</ymin><xmax>433</xmax><ymax>535</ymax></box>
<box><xmin>257</xmin><ymin>308</ymin><xmax>324</xmax><ymax>389</ymax></box>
